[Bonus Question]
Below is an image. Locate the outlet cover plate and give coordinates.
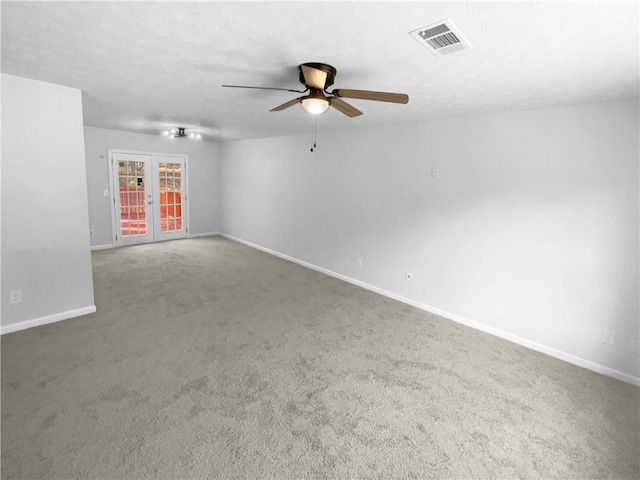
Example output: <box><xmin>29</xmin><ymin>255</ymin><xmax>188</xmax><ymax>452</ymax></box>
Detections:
<box><xmin>10</xmin><ymin>290</ymin><xmax>22</xmax><ymax>304</ymax></box>
<box><xmin>601</xmin><ymin>329</ymin><xmax>616</xmax><ymax>345</ymax></box>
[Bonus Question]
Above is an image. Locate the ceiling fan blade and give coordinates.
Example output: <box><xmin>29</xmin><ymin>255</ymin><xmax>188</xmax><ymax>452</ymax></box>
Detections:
<box><xmin>222</xmin><ymin>84</ymin><xmax>306</xmax><ymax>93</ymax></box>
<box><xmin>331</xmin><ymin>89</ymin><xmax>409</xmax><ymax>104</ymax></box>
<box><xmin>301</xmin><ymin>65</ymin><xmax>327</xmax><ymax>90</ymax></box>
<box><xmin>329</xmin><ymin>97</ymin><xmax>363</xmax><ymax>117</ymax></box>
<box><xmin>270</xmin><ymin>97</ymin><xmax>303</xmax><ymax>112</ymax></box>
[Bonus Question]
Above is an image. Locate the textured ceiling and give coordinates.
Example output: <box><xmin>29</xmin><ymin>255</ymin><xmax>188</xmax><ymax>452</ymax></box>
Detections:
<box><xmin>2</xmin><ymin>1</ymin><xmax>638</xmax><ymax>142</ymax></box>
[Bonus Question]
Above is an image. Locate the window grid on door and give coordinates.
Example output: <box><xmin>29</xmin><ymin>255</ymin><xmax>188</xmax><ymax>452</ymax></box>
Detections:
<box><xmin>158</xmin><ymin>162</ymin><xmax>183</xmax><ymax>233</ymax></box>
<box><xmin>118</xmin><ymin>161</ymin><xmax>147</xmax><ymax>236</ymax></box>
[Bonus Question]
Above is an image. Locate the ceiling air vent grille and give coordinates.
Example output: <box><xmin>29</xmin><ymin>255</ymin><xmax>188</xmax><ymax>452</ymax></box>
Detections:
<box><xmin>410</xmin><ymin>19</ymin><xmax>472</xmax><ymax>57</ymax></box>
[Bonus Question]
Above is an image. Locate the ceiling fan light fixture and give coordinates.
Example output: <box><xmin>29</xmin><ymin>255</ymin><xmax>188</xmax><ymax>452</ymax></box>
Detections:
<box><xmin>301</xmin><ymin>97</ymin><xmax>329</xmax><ymax>115</ymax></box>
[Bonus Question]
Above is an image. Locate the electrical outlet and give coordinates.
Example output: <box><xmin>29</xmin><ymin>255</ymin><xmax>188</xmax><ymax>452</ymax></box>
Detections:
<box><xmin>356</xmin><ymin>258</ymin><xmax>362</xmax><ymax>269</ymax></box>
<box><xmin>431</xmin><ymin>167</ymin><xmax>439</xmax><ymax>178</ymax></box>
<box><xmin>89</xmin><ymin>229</ymin><xmax>94</xmax><ymax>236</ymax></box>
<box><xmin>405</xmin><ymin>271</ymin><xmax>413</xmax><ymax>281</ymax></box>
<box><xmin>601</xmin><ymin>329</ymin><xmax>616</xmax><ymax>345</ymax></box>
<box><xmin>10</xmin><ymin>290</ymin><xmax>22</xmax><ymax>304</ymax></box>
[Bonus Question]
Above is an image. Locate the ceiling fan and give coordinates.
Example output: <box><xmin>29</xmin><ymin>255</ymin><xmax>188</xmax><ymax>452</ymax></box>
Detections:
<box><xmin>222</xmin><ymin>63</ymin><xmax>409</xmax><ymax>117</ymax></box>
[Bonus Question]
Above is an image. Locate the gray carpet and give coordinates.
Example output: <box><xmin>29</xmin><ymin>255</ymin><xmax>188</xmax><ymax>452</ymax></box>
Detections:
<box><xmin>2</xmin><ymin>236</ymin><xmax>638</xmax><ymax>479</ymax></box>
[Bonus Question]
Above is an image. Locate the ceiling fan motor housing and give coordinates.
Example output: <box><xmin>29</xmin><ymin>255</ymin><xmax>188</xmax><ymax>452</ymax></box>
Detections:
<box><xmin>299</xmin><ymin>63</ymin><xmax>336</xmax><ymax>88</ymax></box>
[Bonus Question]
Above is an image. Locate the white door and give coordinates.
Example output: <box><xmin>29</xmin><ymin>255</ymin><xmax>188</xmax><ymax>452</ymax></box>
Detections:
<box><xmin>113</xmin><ymin>153</ymin><xmax>154</xmax><ymax>246</ymax></box>
<box><xmin>111</xmin><ymin>152</ymin><xmax>188</xmax><ymax>246</ymax></box>
<box><xmin>152</xmin><ymin>155</ymin><xmax>187</xmax><ymax>242</ymax></box>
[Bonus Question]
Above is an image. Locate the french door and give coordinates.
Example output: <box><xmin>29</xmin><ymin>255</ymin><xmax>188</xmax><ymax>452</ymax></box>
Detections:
<box><xmin>111</xmin><ymin>152</ymin><xmax>187</xmax><ymax>246</ymax></box>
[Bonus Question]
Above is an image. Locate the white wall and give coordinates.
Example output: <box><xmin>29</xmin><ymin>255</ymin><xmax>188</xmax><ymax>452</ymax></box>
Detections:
<box><xmin>1</xmin><ymin>74</ymin><xmax>96</xmax><ymax>333</ymax></box>
<box><xmin>219</xmin><ymin>100</ymin><xmax>640</xmax><ymax>382</ymax></box>
<box><xmin>84</xmin><ymin>126</ymin><xmax>219</xmax><ymax>247</ymax></box>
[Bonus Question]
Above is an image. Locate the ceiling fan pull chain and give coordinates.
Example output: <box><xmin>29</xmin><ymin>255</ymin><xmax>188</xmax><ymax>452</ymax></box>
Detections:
<box><xmin>310</xmin><ymin>117</ymin><xmax>317</xmax><ymax>152</ymax></box>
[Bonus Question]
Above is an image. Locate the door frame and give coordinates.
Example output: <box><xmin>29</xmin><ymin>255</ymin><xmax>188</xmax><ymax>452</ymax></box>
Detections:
<box><xmin>108</xmin><ymin>149</ymin><xmax>190</xmax><ymax>247</ymax></box>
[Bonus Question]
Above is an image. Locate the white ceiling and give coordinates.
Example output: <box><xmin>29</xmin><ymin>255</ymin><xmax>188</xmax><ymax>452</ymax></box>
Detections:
<box><xmin>2</xmin><ymin>1</ymin><xmax>638</xmax><ymax>142</ymax></box>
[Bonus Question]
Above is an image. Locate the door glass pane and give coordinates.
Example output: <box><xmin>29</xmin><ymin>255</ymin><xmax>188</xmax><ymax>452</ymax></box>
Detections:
<box><xmin>118</xmin><ymin>160</ymin><xmax>147</xmax><ymax>237</ymax></box>
<box><xmin>158</xmin><ymin>162</ymin><xmax>183</xmax><ymax>233</ymax></box>
<box><xmin>131</xmin><ymin>208</ymin><xmax>138</xmax><ymax>234</ymax></box>
<box><xmin>120</xmin><ymin>208</ymin><xmax>129</xmax><ymax>236</ymax></box>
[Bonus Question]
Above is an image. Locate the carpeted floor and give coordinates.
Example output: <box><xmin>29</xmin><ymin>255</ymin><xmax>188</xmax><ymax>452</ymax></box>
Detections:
<box><xmin>2</xmin><ymin>236</ymin><xmax>638</xmax><ymax>479</ymax></box>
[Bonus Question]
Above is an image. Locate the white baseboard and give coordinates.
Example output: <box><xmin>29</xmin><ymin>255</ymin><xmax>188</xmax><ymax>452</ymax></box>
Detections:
<box><xmin>91</xmin><ymin>244</ymin><xmax>113</xmax><ymax>251</ymax></box>
<box><xmin>188</xmin><ymin>231</ymin><xmax>220</xmax><ymax>238</ymax></box>
<box><xmin>220</xmin><ymin>233</ymin><xmax>640</xmax><ymax>387</ymax></box>
<box><xmin>1</xmin><ymin>305</ymin><xmax>97</xmax><ymax>335</ymax></box>
<box><xmin>92</xmin><ymin>233</ymin><xmax>220</xmax><ymax>249</ymax></box>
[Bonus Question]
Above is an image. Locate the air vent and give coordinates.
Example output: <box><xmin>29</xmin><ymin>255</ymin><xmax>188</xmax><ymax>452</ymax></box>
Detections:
<box><xmin>409</xmin><ymin>19</ymin><xmax>472</xmax><ymax>57</ymax></box>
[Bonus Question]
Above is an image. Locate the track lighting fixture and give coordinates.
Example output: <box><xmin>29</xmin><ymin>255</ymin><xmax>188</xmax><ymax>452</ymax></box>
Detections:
<box><xmin>162</xmin><ymin>127</ymin><xmax>201</xmax><ymax>139</ymax></box>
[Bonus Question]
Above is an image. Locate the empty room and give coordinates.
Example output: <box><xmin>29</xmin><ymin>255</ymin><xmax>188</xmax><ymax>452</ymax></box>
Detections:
<box><xmin>1</xmin><ymin>1</ymin><xmax>639</xmax><ymax>479</ymax></box>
